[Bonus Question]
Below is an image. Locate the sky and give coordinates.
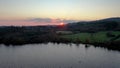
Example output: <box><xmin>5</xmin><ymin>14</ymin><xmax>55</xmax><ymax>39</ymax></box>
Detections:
<box><xmin>0</xmin><ymin>0</ymin><xmax>120</xmax><ymax>26</ymax></box>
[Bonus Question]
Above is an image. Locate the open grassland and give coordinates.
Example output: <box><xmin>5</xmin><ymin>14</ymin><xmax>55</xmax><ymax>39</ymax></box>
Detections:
<box><xmin>61</xmin><ymin>31</ymin><xmax>120</xmax><ymax>43</ymax></box>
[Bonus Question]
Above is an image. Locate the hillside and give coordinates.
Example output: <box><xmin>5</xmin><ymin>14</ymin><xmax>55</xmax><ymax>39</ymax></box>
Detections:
<box><xmin>66</xmin><ymin>17</ymin><xmax>120</xmax><ymax>32</ymax></box>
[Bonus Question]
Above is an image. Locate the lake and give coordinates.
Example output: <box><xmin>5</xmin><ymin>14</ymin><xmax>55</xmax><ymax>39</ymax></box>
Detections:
<box><xmin>0</xmin><ymin>43</ymin><xmax>120</xmax><ymax>68</ymax></box>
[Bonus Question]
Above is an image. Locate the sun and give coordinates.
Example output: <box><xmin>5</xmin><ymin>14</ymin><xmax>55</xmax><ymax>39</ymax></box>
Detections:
<box><xmin>59</xmin><ymin>22</ymin><xmax>65</xmax><ymax>26</ymax></box>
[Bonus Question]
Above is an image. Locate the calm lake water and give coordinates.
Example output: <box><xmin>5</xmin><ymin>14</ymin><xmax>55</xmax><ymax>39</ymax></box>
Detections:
<box><xmin>0</xmin><ymin>43</ymin><xmax>120</xmax><ymax>68</ymax></box>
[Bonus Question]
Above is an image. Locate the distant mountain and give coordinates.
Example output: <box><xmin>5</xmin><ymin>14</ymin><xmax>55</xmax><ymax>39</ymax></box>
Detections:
<box><xmin>66</xmin><ymin>17</ymin><xmax>120</xmax><ymax>32</ymax></box>
<box><xmin>95</xmin><ymin>17</ymin><xmax>120</xmax><ymax>22</ymax></box>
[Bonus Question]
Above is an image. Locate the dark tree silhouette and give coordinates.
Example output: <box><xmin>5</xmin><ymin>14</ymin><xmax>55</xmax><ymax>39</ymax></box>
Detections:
<box><xmin>104</xmin><ymin>21</ymin><xmax>118</xmax><ymax>30</ymax></box>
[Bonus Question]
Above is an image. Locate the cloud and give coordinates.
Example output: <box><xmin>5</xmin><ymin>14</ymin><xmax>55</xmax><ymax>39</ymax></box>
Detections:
<box><xmin>0</xmin><ymin>18</ymin><xmax>78</xmax><ymax>26</ymax></box>
<box><xmin>27</xmin><ymin>18</ymin><xmax>77</xmax><ymax>23</ymax></box>
<box><xmin>28</xmin><ymin>18</ymin><xmax>51</xmax><ymax>23</ymax></box>
<box><xmin>62</xmin><ymin>19</ymin><xmax>77</xmax><ymax>23</ymax></box>
<box><xmin>0</xmin><ymin>18</ymin><xmax>78</xmax><ymax>24</ymax></box>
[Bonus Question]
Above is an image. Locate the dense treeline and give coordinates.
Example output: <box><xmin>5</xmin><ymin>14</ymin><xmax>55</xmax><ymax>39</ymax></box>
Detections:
<box><xmin>0</xmin><ymin>26</ymin><xmax>54</xmax><ymax>45</ymax></box>
<box><xmin>0</xmin><ymin>26</ymin><xmax>72</xmax><ymax>45</ymax></box>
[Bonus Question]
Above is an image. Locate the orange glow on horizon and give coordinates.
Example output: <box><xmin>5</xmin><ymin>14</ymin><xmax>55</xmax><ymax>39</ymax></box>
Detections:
<box><xmin>59</xmin><ymin>22</ymin><xmax>65</xmax><ymax>26</ymax></box>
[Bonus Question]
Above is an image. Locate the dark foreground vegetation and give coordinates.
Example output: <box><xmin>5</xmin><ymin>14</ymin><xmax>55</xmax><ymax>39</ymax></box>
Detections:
<box><xmin>0</xmin><ymin>17</ymin><xmax>120</xmax><ymax>50</ymax></box>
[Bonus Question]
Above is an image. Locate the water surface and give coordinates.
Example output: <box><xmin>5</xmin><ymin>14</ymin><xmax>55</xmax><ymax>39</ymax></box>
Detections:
<box><xmin>0</xmin><ymin>43</ymin><xmax>120</xmax><ymax>68</ymax></box>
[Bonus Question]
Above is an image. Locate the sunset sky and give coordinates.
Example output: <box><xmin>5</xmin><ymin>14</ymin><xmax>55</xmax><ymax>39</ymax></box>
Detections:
<box><xmin>0</xmin><ymin>0</ymin><xmax>120</xmax><ymax>26</ymax></box>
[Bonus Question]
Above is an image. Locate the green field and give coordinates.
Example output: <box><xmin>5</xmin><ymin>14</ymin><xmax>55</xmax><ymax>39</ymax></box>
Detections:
<box><xmin>62</xmin><ymin>31</ymin><xmax>120</xmax><ymax>43</ymax></box>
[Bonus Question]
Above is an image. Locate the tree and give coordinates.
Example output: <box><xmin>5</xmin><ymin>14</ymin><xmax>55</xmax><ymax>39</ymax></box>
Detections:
<box><xmin>104</xmin><ymin>21</ymin><xmax>118</xmax><ymax>30</ymax></box>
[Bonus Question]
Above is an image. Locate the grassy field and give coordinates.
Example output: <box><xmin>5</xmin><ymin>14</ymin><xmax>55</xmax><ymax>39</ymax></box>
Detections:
<box><xmin>61</xmin><ymin>31</ymin><xmax>120</xmax><ymax>43</ymax></box>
